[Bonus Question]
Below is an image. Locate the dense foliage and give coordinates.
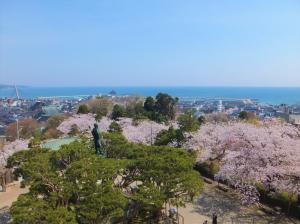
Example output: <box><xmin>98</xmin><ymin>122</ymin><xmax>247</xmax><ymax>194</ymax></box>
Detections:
<box><xmin>108</xmin><ymin>121</ymin><xmax>123</xmax><ymax>133</ymax></box>
<box><xmin>238</xmin><ymin>111</ymin><xmax>259</xmax><ymax>124</ymax></box>
<box><xmin>110</xmin><ymin>93</ymin><xmax>178</xmax><ymax>123</ymax></box>
<box><xmin>154</xmin><ymin>127</ymin><xmax>185</xmax><ymax>147</ymax></box>
<box><xmin>77</xmin><ymin>104</ymin><xmax>90</xmax><ymax>114</ymax></box>
<box><xmin>144</xmin><ymin>93</ymin><xmax>178</xmax><ymax>122</ymax></box>
<box><xmin>177</xmin><ymin>109</ymin><xmax>200</xmax><ymax>132</ymax></box>
<box><xmin>111</xmin><ymin>104</ymin><xmax>126</xmax><ymax>120</ymax></box>
<box><xmin>8</xmin><ymin>134</ymin><xmax>203</xmax><ymax>223</ymax></box>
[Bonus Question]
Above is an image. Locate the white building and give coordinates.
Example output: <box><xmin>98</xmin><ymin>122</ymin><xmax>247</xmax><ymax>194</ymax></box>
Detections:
<box><xmin>217</xmin><ymin>100</ymin><xmax>223</xmax><ymax>112</ymax></box>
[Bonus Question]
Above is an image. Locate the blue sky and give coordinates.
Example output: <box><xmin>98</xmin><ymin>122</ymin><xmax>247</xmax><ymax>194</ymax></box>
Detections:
<box><xmin>0</xmin><ymin>0</ymin><xmax>300</xmax><ymax>86</ymax></box>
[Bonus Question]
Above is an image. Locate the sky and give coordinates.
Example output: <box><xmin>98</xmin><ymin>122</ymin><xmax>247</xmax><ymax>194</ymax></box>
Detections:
<box><xmin>0</xmin><ymin>0</ymin><xmax>300</xmax><ymax>87</ymax></box>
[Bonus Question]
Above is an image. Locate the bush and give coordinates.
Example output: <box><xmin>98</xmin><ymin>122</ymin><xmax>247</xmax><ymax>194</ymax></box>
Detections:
<box><xmin>108</xmin><ymin>121</ymin><xmax>123</xmax><ymax>133</ymax></box>
<box><xmin>102</xmin><ymin>132</ymin><xmax>130</xmax><ymax>159</ymax></box>
<box><xmin>266</xmin><ymin>191</ymin><xmax>299</xmax><ymax>216</ymax></box>
<box><xmin>154</xmin><ymin>127</ymin><xmax>185</xmax><ymax>147</ymax></box>
<box><xmin>239</xmin><ymin>111</ymin><xmax>260</xmax><ymax>125</ymax></box>
<box><xmin>95</xmin><ymin>108</ymin><xmax>107</xmax><ymax>121</ymax></box>
<box><xmin>177</xmin><ymin>109</ymin><xmax>200</xmax><ymax>132</ymax></box>
<box><xmin>143</xmin><ymin>93</ymin><xmax>178</xmax><ymax>122</ymax></box>
<box><xmin>20</xmin><ymin>181</ymin><xmax>26</xmax><ymax>188</ymax></box>
<box><xmin>68</xmin><ymin>124</ymin><xmax>80</xmax><ymax>136</ymax></box>
<box><xmin>255</xmin><ymin>182</ymin><xmax>268</xmax><ymax>201</ymax></box>
<box><xmin>77</xmin><ymin>104</ymin><xmax>89</xmax><ymax>114</ymax></box>
<box><xmin>275</xmin><ymin>191</ymin><xmax>297</xmax><ymax>208</ymax></box>
<box><xmin>111</xmin><ymin>104</ymin><xmax>126</xmax><ymax>120</ymax></box>
<box><xmin>28</xmin><ymin>138</ymin><xmax>41</xmax><ymax>148</ymax></box>
<box><xmin>198</xmin><ymin>116</ymin><xmax>206</xmax><ymax>125</ymax></box>
<box><xmin>125</xmin><ymin>98</ymin><xmax>145</xmax><ymax>118</ymax></box>
<box><xmin>196</xmin><ymin>160</ymin><xmax>220</xmax><ymax>179</ymax></box>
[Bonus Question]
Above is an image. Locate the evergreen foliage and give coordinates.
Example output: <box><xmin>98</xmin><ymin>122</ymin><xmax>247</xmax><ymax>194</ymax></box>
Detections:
<box><xmin>108</xmin><ymin>121</ymin><xmax>123</xmax><ymax>134</ymax></box>
<box><xmin>111</xmin><ymin>104</ymin><xmax>126</xmax><ymax>120</ymax></box>
<box><xmin>144</xmin><ymin>93</ymin><xmax>178</xmax><ymax>122</ymax></box>
<box><xmin>8</xmin><ymin>134</ymin><xmax>203</xmax><ymax>223</ymax></box>
<box><xmin>77</xmin><ymin>104</ymin><xmax>90</xmax><ymax>114</ymax></box>
<box><xmin>177</xmin><ymin>109</ymin><xmax>200</xmax><ymax>132</ymax></box>
<box><xmin>154</xmin><ymin>127</ymin><xmax>185</xmax><ymax>147</ymax></box>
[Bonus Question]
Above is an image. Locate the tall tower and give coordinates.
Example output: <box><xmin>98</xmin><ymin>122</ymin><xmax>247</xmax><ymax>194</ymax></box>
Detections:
<box><xmin>217</xmin><ymin>100</ymin><xmax>223</xmax><ymax>112</ymax></box>
<box><xmin>14</xmin><ymin>85</ymin><xmax>20</xmax><ymax>100</ymax></box>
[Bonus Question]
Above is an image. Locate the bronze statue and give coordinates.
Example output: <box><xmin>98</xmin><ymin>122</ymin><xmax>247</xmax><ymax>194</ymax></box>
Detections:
<box><xmin>91</xmin><ymin>123</ymin><xmax>104</xmax><ymax>156</ymax></box>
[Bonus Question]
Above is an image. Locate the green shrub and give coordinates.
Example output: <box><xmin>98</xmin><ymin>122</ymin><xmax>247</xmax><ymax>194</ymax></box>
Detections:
<box><xmin>28</xmin><ymin>138</ymin><xmax>41</xmax><ymax>148</ymax></box>
<box><xmin>255</xmin><ymin>182</ymin><xmax>269</xmax><ymax>202</ymax></box>
<box><xmin>154</xmin><ymin>127</ymin><xmax>185</xmax><ymax>147</ymax></box>
<box><xmin>268</xmin><ymin>191</ymin><xmax>298</xmax><ymax>215</ymax></box>
<box><xmin>196</xmin><ymin>160</ymin><xmax>220</xmax><ymax>179</ymax></box>
<box><xmin>20</xmin><ymin>181</ymin><xmax>26</xmax><ymax>188</ymax></box>
<box><xmin>111</xmin><ymin>104</ymin><xmax>126</xmax><ymax>120</ymax></box>
<box><xmin>273</xmin><ymin>191</ymin><xmax>297</xmax><ymax>207</ymax></box>
<box><xmin>108</xmin><ymin>121</ymin><xmax>123</xmax><ymax>133</ymax></box>
<box><xmin>77</xmin><ymin>104</ymin><xmax>89</xmax><ymax>114</ymax></box>
<box><xmin>68</xmin><ymin>124</ymin><xmax>80</xmax><ymax>136</ymax></box>
<box><xmin>95</xmin><ymin>107</ymin><xmax>108</xmax><ymax>121</ymax></box>
<box><xmin>177</xmin><ymin>109</ymin><xmax>200</xmax><ymax>132</ymax></box>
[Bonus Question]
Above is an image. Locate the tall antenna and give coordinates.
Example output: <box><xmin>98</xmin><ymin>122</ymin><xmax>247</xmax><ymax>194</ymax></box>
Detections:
<box><xmin>14</xmin><ymin>84</ymin><xmax>20</xmax><ymax>100</ymax></box>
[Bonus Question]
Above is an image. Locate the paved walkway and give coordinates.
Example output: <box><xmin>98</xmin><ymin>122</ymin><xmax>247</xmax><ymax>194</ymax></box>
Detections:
<box><xmin>179</xmin><ymin>182</ymin><xmax>300</xmax><ymax>224</ymax></box>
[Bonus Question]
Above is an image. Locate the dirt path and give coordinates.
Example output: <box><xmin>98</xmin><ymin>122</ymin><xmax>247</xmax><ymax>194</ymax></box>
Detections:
<box><xmin>0</xmin><ymin>181</ymin><xmax>28</xmax><ymax>209</ymax></box>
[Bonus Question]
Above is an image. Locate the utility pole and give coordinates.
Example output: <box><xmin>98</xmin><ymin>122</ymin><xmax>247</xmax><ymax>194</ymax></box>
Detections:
<box><xmin>16</xmin><ymin>118</ymin><xmax>20</xmax><ymax>140</ymax></box>
<box><xmin>150</xmin><ymin>123</ymin><xmax>153</xmax><ymax>145</ymax></box>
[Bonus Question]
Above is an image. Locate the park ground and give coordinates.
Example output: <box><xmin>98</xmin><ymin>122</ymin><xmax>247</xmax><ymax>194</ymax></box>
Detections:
<box><xmin>0</xmin><ymin>181</ymin><xmax>299</xmax><ymax>224</ymax></box>
<box><xmin>179</xmin><ymin>181</ymin><xmax>300</xmax><ymax>224</ymax></box>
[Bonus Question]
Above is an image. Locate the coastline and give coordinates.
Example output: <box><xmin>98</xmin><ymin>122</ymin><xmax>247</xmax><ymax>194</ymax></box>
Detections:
<box><xmin>1</xmin><ymin>86</ymin><xmax>300</xmax><ymax>105</ymax></box>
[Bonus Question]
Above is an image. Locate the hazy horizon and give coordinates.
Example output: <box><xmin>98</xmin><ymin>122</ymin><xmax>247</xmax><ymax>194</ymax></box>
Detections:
<box><xmin>1</xmin><ymin>0</ymin><xmax>300</xmax><ymax>86</ymax></box>
<box><xmin>1</xmin><ymin>84</ymin><xmax>300</xmax><ymax>88</ymax></box>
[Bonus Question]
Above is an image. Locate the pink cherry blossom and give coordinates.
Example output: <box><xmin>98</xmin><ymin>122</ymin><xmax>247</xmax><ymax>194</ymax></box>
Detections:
<box><xmin>57</xmin><ymin>115</ymin><xmax>169</xmax><ymax>144</ymax></box>
<box><xmin>57</xmin><ymin>114</ymin><xmax>96</xmax><ymax>134</ymax></box>
<box><xmin>185</xmin><ymin>121</ymin><xmax>300</xmax><ymax>204</ymax></box>
<box><xmin>57</xmin><ymin>114</ymin><xmax>111</xmax><ymax>135</ymax></box>
<box><xmin>0</xmin><ymin>139</ymin><xmax>29</xmax><ymax>167</ymax></box>
<box><xmin>118</xmin><ymin>118</ymin><xmax>169</xmax><ymax>145</ymax></box>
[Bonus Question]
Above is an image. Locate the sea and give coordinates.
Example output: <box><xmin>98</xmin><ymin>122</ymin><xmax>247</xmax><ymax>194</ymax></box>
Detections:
<box><xmin>0</xmin><ymin>86</ymin><xmax>300</xmax><ymax>105</ymax></box>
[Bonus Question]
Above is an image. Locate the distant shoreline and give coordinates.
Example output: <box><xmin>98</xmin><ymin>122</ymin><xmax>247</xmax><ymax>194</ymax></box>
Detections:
<box><xmin>0</xmin><ymin>86</ymin><xmax>299</xmax><ymax>105</ymax></box>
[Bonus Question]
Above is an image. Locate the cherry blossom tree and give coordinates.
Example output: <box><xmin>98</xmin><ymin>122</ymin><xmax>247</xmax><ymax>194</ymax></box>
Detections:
<box><xmin>118</xmin><ymin>118</ymin><xmax>169</xmax><ymax>145</ymax></box>
<box><xmin>0</xmin><ymin>140</ymin><xmax>29</xmax><ymax>167</ymax></box>
<box><xmin>57</xmin><ymin>114</ymin><xmax>169</xmax><ymax>145</ymax></box>
<box><xmin>185</xmin><ymin>122</ymin><xmax>300</xmax><ymax>204</ymax></box>
<box><xmin>57</xmin><ymin>114</ymin><xmax>111</xmax><ymax>135</ymax></box>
